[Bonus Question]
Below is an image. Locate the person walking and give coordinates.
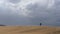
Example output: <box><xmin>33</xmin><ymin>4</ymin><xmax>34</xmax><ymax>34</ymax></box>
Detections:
<box><xmin>40</xmin><ymin>23</ymin><xmax>42</xmax><ymax>26</ymax></box>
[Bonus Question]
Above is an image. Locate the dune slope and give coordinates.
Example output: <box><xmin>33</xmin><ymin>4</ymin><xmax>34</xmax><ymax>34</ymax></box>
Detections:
<box><xmin>0</xmin><ymin>26</ymin><xmax>60</xmax><ymax>34</ymax></box>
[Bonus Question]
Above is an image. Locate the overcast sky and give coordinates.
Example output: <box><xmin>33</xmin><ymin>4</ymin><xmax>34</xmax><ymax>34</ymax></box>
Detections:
<box><xmin>0</xmin><ymin>0</ymin><xmax>60</xmax><ymax>26</ymax></box>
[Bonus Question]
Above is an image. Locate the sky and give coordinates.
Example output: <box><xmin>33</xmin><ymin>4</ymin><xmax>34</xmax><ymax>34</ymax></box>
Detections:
<box><xmin>0</xmin><ymin>0</ymin><xmax>60</xmax><ymax>26</ymax></box>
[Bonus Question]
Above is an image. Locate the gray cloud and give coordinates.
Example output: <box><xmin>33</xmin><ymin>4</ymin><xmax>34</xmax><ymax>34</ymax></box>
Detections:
<box><xmin>26</xmin><ymin>0</ymin><xmax>60</xmax><ymax>26</ymax></box>
<box><xmin>0</xmin><ymin>0</ymin><xmax>60</xmax><ymax>26</ymax></box>
<box><xmin>8</xmin><ymin>0</ymin><xmax>21</xmax><ymax>4</ymax></box>
<box><xmin>0</xmin><ymin>15</ymin><xmax>31</xmax><ymax>25</ymax></box>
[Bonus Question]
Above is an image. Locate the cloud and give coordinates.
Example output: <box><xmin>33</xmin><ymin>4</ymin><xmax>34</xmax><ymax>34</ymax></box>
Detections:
<box><xmin>0</xmin><ymin>0</ymin><xmax>60</xmax><ymax>26</ymax></box>
<box><xmin>26</xmin><ymin>0</ymin><xmax>60</xmax><ymax>26</ymax></box>
<box><xmin>8</xmin><ymin>0</ymin><xmax>21</xmax><ymax>4</ymax></box>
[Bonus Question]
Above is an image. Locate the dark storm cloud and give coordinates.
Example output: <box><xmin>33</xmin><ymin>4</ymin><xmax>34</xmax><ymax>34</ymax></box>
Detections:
<box><xmin>0</xmin><ymin>15</ymin><xmax>31</xmax><ymax>25</ymax></box>
<box><xmin>0</xmin><ymin>6</ymin><xmax>32</xmax><ymax>26</ymax></box>
<box><xmin>0</xmin><ymin>0</ymin><xmax>60</xmax><ymax>26</ymax></box>
<box><xmin>26</xmin><ymin>0</ymin><xmax>60</xmax><ymax>26</ymax></box>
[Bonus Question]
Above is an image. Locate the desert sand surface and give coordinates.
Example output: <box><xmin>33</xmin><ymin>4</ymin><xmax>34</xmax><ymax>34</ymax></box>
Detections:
<box><xmin>0</xmin><ymin>26</ymin><xmax>60</xmax><ymax>34</ymax></box>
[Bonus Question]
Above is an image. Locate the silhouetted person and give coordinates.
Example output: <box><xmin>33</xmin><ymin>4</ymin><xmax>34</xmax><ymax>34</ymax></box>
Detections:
<box><xmin>40</xmin><ymin>23</ymin><xmax>42</xmax><ymax>26</ymax></box>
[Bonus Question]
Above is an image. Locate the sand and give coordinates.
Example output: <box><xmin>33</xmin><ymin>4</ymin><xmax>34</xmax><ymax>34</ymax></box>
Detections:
<box><xmin>0</xmin><ymin>26</ymin><xmax>60</xmax><ymax>34</ymax></box>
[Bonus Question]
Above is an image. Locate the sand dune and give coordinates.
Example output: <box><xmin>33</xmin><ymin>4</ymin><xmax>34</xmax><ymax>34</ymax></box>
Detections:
<box><xmin>0</xmin><ymin>26</ymin><xmax>60</xmax><ymax>34</ymax></box>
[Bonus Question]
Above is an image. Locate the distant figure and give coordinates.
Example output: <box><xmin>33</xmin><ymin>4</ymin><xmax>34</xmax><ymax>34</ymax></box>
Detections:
<box><xmin>40</xmin><ymin>23</ymin><xmax>42</xmax><ymax>26</ymax></box>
